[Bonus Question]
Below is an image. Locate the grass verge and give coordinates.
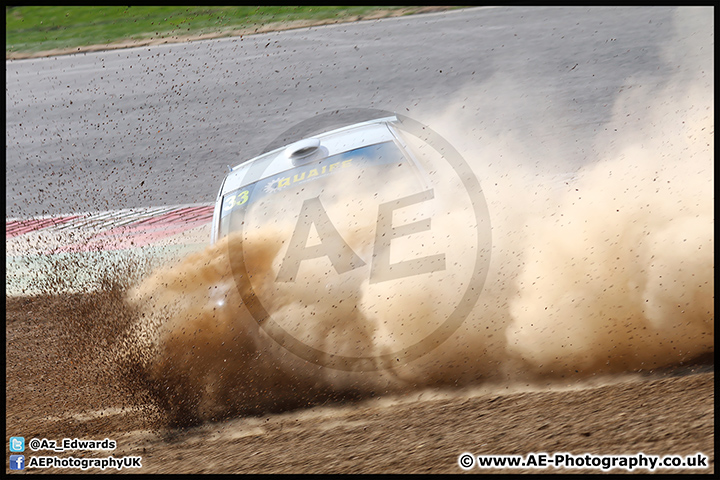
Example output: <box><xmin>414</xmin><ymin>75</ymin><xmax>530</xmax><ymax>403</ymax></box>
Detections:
<box><xmin>6</xmin><ymin>6</ymin><xmax>455</xmax><ymax>59</ymax></box>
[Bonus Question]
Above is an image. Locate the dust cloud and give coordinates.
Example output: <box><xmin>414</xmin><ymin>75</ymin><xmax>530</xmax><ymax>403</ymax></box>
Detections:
<box><xmin>117</xmin><ymin>9</ymin><xmax>713</xmax><ymax>425</ymax></box>
<box><xmin>422</xmin><ymin>7</ymin><xmax>713</xmax><ymax>378</ymax></box>
<box><xmin>120</xmin><ymin>151</ymin><xmax>484</xmax><ymax>425</ymax></box>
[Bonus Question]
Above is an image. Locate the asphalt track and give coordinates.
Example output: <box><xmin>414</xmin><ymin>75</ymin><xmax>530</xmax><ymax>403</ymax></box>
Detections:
<box><xmin>5</xmin><ymin>6</ymin><xmax>714</xmax><ymax>474</ymax></box>
<box><xmin>5</xmin><ymin>6</ymin><xmax>701</xmax><ymax>218</ymax></box>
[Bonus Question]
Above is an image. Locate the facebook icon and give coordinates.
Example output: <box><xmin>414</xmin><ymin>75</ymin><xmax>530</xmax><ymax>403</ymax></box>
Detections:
<box><xmin>10</xmin><ymin>455</ymin><xmax>25</xmax><ymax>470</ymax></box>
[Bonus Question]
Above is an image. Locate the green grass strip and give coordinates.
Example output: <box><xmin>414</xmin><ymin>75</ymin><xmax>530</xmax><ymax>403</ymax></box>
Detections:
<box><xmin>7</xmin><ymin>6</ymin><xmax>449</xmax><ymax>58</ymax></box>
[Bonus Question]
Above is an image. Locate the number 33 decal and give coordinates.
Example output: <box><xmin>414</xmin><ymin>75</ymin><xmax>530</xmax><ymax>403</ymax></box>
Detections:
<box><xmin>222</xmin><ymin>189</ymin><xmax>249</xmax><ymax>212</ymax></box>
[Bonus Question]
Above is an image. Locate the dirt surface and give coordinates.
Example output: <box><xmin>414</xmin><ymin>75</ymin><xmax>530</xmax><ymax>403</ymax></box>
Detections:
<box><xmin>6</xmin><ymin>292</ymin><xmax>714</xmax><ymax>474</ymax></box>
